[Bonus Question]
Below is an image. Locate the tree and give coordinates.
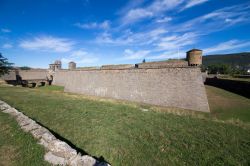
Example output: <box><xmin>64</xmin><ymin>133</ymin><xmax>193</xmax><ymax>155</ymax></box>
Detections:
<box><xmin>20</xmin><ymin>66</ymin><xmax>31</xmax><ymax>70</ymax></box>
<box><xmin>0</xmin><ymin>53</ymin><xmax>13</xmax><ymax>76</ymax></box>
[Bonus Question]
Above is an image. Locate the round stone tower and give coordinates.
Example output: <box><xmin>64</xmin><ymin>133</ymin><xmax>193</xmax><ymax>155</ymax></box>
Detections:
<box><xmin>68</xmin><ymin>61</ymin><xmax>76</xmax><ymax>70</ymax></box>
<box><xmin>186</xmin><ymin>49</ymin><xmax>202</xmax><ymax>66</ymax></box>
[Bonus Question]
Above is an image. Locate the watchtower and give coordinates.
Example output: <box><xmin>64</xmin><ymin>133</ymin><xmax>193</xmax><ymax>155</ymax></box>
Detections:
<box><xmin>186</xmin><ymin>49</ymin><xmax>202</xmax><ymax>66</ymax></box>
<box><xmin>49</xmin><ymin>60</ymin><xmax>62</xmax><ymax>71</ymax></box>
<box><xmin>68</xmin><ymin>61</ymin><xmax>76</xmax><ymax>70</ymax></box>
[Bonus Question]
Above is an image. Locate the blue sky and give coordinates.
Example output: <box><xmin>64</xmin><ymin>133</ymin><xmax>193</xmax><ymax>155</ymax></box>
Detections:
<box><xmin>0</xmin><ymin>0</ymin><xmax>250</xmax><ymax>68</ymax></box>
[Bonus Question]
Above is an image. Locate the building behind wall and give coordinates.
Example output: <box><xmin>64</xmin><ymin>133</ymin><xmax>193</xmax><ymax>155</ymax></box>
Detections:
<box><xmin>49</xmin><ymin>60</ymin><xmax>62</xmax><ymax>71</ymax></box>
<box><xmin>68</xmin><ymin>61</ymin><xmax>76</xmax><ymax>70</ymax></box>
<box><xmin>186</xmin><ymin>49</ymin><xmax>202</xmax><ymax>66</ymax></box>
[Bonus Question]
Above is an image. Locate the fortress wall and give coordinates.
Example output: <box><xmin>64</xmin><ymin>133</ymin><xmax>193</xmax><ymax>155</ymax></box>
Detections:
<box><xmin>52</xmin><ymin>70</ymin><xmax>68</xmax><ymax>86</ymax></box>
<box><xmin>54</xmin><ymin>68</ymin><xmax>210</xmax><ymax>112</ymax></box>
<box><xmin>18</xmin><ymin>70</ymin><xmax>48</xmax><ymax>80</ymax></box>
<box><xmin>101</xmin><ymin>64</ymin><xmax>134</xmax><ymax>69</ymax></box>
<box><xmin>138</xmin><ymin>61</ymin><xmax>188</xmax><ymax>68</ymax></box>
<box><xmin>0</xmin><ymin>71</ymin><xmax>16</xmax><ymax>80</ymax></box>
<box><xmin>1</xmin><ymin>70</ymin><xmax>48</xmax><ymax>81</ymax></box>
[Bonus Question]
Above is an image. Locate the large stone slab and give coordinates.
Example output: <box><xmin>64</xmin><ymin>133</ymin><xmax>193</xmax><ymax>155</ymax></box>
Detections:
<box><xmin>44</xmin><ymin>152</ymin><xmax>67</xmax><ymax>165</ymax></box>
<box><xmin>48</xmin><ymin>140</ymin><xmax>77</xmax><ymax>159</ymax></box>
<box><xmin>21</xmin><ymin>121</ymin><xmax>40</xmax><ymax>132</ymax></box>
<box><xmin>31</xmin><ymin>127</ymin><xmax>49</xmax><ymax>139</ymax></box>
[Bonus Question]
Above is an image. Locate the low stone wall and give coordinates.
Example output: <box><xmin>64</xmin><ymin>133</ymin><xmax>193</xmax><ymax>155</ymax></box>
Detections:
<box><xmin>54</xmin><ymin>67</ymin><xmax>210</xmax><ymax>112</ymax></box>
<box><xmin>0</xmin><ymin>100</ymin><xmax>110</xmax><ymax>166</ymax></box>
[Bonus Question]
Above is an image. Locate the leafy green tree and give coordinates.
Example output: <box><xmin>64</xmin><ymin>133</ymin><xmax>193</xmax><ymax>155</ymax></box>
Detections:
<box><xmin>207</xmin><ymin>64</ymin><xmax>232</xmax><ymax>74</ymax></box>
<box><xmin>0</xmin><ymin>53</ymin><xmax>13</xmax><ymax>76</ymax></box>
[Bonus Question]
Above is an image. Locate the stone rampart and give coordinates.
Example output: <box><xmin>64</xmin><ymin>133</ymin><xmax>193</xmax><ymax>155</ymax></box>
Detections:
<box><xmin>54</xmin><ymin>67</ymin><xmax>210</xmax><ymax>112</ymax></box>
<box><xmin>137</xmin><ymin>60</ymin><xmax>188</xmax><ymax>68</ymax></box>
<box><xmin>19</xmin><ymin>70</ymin><xmax>48</xmax><ymax>80</ymax></box>
<box><xmin>101</xmin><ymin>64</ymin><xmax>134</xmax><ymax>69</ymax></box>
<box><xmin>1</xmin><ymin>71</ymin><xmax>16</xmax><ymax>80</ymax></box>
<box><xmin>0</xmin><ymin>70</ymin><xmax>48</xmax><ymax>80</ymax></box>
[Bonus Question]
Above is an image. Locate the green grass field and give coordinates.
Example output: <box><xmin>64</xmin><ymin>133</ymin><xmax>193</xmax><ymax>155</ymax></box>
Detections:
<box><xmin>0</xmin><ymin>111</ymin><xmax>49</xmax><ymax>166</ymax></box>
<box><xmin>206</xmin><ymin>85</ymin><xmax>250</xmax><ymax>122</ymax></box>
<box><xmin>0</xmin><ymin>85</ymin><xmax>250</xmax><ymax>165</ymax></box>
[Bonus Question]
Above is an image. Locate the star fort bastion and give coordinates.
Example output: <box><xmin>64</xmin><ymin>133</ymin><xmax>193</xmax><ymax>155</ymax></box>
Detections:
<box><xmin>1</xmin><ymin>49</ymin><xmax>210</xmax><ymax>112</ymax></box>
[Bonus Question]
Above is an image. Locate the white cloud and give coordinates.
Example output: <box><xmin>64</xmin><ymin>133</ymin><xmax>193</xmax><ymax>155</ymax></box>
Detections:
<box><xmin>156</xmin><ymin>17</ymin><xmax>172</xmax><ymax>23</ymax></box>
<box><xmin>121</xmin><ymin>0</ymin><xmax>212</xmax><ymax>24</ymax></box>
<box><xmin>175</xmin><ymin>2</ymin><xmax>250</xmax><ymax>33</ymax></box>
<box><xmin>2</xmin><ymin>43</ymin><xmax>13</xmax><ymax>49</ymax></box>
<box><xmin>123</xmin><ymin>49</ymin><xmax>150</xmax><ymax>60</ymax></box>
<box><xmin>96</xmin><ymin>28</ymin><xmax>167</xmax><ymax>46</ymax></box>
<box><xmin>124</xmin><ymin>9</ymin><xmax>154</xmax><ymax>24</ymax></box>
<box><xmin>156</xmin><ymin>32</ymin><xmax>198</xmax><ymax>51</ymax></box>
<box><xmin>19</xmin><ymin>36</ymin><xmax>74</xmax><ymax>52</ymax></box>
<box><xmin>147</xmin><ymin>50</ymin><xmax>186</xmax><ymax>60</ymax></box>
<box><xmin>96</xmin><ymin>31</ymin><xmax>134</xmax><ymax>45</ymax></box>
<box><xmin>1</xmin><ymin>28</ymin><xmax>11</xmax><ymax>33</ymax></box>
<box><xmin>61</xmin><ymin>50</ymin><xmax>98</xmax><ymax>64</ymax></box>
<box><xmin>182</xmin><ymin>0</ymin><xmax>209</xmax><ymax>10</ymax></box>
<box><xmin>92</xmin><ymin>1</ymin><xmax>250</xmax><ymax>62</ymax></box>
<box><xmin>204</xmin><ymin>40</ymin><xmax>250</xmax><ymax>54</ymax></box>
<box><xmin>122</xmin><ymin>0</ymin><xmax>184</xmax><ymax>24</ymax></box>
<box><xmin>75</xmin><ymin>20</ymin><xmax>110</xmax><ymax>30</ymax></box>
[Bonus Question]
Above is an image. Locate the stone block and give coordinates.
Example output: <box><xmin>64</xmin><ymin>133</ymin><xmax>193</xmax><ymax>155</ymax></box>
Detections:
<box><xmin>80</xmin><ymin>155</ymin><xmax>97</xmax><ymax>166</ymax></box>
<box><xmin>16</xmin><ymin>115</ymin><xmax>33</xmax><ymax>127</ymax></box>
<box><xmin>31</xmin><ymin>127</ymin><xmax>49</xmax><ymax>139</ymax></box>
<box><xmin>44</xmin><ymin>151</ymin><xmax>67</xmax><ymax>165</ymax></box>
<box><xmin>48</xmin><ymin>140</ymin><xmax>77</xmax><ymax>159</ymax></box>
<box><xmin>39</xmin><ymin>132</ymin><xmax>57</xmax><ymax>149</ymax></box>
<box><xmin>21</xmin><ymin>121</ymin><xmax>40</xmax><ymax>132</ymax></box>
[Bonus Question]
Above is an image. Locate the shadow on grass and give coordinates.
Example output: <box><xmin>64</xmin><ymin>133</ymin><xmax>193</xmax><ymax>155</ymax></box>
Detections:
<box><xmin>33</xmin><ymin>119</ymin><xmax>110</xmax><ymax>165</ymax></box>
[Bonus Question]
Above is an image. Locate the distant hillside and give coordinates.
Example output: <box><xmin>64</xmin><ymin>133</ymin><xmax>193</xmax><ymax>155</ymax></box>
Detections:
<box><xmin>203</xmin><ymin>52</ymin><xmax>250</xmax><ymax>67</ymax></box>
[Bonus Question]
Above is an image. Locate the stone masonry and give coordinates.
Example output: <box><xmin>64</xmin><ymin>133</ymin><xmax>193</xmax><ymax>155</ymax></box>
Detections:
<box><xmin>54</xmin><ymin>67</ymin><xmax>210</xmax><ymax>112</ymax></box>
<box><xmin>0</xmin><ymin>49</ymin><xmax>210</xmax><ymax>112</ymax></box>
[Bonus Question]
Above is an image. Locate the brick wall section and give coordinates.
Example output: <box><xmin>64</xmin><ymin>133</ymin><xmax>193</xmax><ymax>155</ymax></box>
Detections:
<box><xmin>54</xmin><ymin>67</ymin><xmax>210</xmax><ymax>112</ymax></box>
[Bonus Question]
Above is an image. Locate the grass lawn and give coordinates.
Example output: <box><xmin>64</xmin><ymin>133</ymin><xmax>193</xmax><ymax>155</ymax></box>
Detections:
<box><xmin>0</xmin><ymin>85</ymin><xmax>250</xmax><ymax>165</ymax></box>
<box><xmin>206</xmin><ymin>85</ymin><xmax>250</xmax><ymax>122</ymax></box>
<box><xmin>0</xmin><ymin>111</ymin><xmax>49</xmax><ymax>166</ymax></box>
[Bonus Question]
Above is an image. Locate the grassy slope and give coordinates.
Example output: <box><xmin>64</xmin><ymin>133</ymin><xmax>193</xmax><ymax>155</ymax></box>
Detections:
<box><xmin>0</xmin><ymin>111</ymin><xmax>50</xmax><ymax>166</ymax></box>
<box><xmin>206</xmin><ymin>85</ymin><xmax>250</xmax><ymax>122</ymax></box>
<box><xmin>0</xmin><ymin>85</ymin><xmax>250</xmax><ymax>165</ymax></box>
